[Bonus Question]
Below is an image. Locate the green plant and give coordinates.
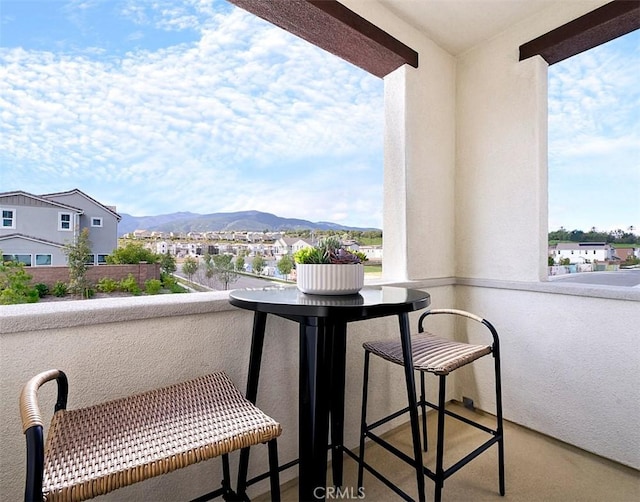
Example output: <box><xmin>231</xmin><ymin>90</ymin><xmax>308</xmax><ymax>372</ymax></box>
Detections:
<box><xmin>52</xmin><ymin>281</ymin><xmax>68</xmax><ymax>297</ymax></box>
<box><xmin>277</xmin><ymin>254</ymin><xmax>294</xmax><ymax>279</ymax></box>
<box><xmin>161</xmin><ymin>274</ymin><xmax>187</xmax><ymax>293</ymax></box>
<box><xmin>63</xmin><ymin>227</ymin><xmax>93</xmax><ymax>298</ymax></box>
<box><xmin>34</xmin><ymin>283</ymin><xmax>49</xmax><ymax>298</ymax></box>
<box><xmin>0</xmin><ymin>259</ymin><xmax>39</xmax><ymax>304</ymax></box>
<box><xmin>119</xmin><ymin>274</ymin><xmax>141</xmax><ymax>295</ymax></box>
<box><xmin>159</xmin><ymin>252</ymin><xmax>177</xmax><ymax>274</ymax></box>
<box><xmin>97</xmin><ymin>277</ymin><xmax>119</xmax><ymax>293</ymax></box>
<box><xmin>107</xmin><ymin>242</ymin><xmax>160</xmax><ymax>264</ymax></box>
<box><xmin>252</xmin><ymin>254</ymin><xmax>266</xmax><ymax>275</ymax></box>
<box><xmin>211</xmin><ymin>254</ymin><xmax>240</xmax><ymax>290</ymax></box>
<box><xmin>144</xmin><ymin>279</ymin><xmax>162</xmax><ymax>295</ymax></box>
<box><xmin>182</xmin><ymin>256</ymin><xmax>199</xmax><ymax>282</ymax></box>
<box><xmin>293</xmin><ymin>237</ymin><xmax>368</xmax><ymax>265</ymax></box>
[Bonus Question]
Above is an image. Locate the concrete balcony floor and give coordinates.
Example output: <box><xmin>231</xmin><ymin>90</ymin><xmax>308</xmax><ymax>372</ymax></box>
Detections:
<box><xmin>257</xmin><ymin>402</ymin><xmax>639</xmax><ymax>501</ymax></box>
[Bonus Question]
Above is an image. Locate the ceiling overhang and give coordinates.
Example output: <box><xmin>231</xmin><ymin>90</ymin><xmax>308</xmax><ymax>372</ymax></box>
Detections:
<box><xmin>520</xmin><ymin>0</ymin><xmax>640</xmax><ymax>65</ymax></box>
<box><xmin>227</xmin><ymin>0</ymin><xmax>418</xmax><ymax>78</ymax></box>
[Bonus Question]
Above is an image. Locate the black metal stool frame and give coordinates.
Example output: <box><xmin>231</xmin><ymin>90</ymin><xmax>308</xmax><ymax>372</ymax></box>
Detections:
<box><xmin>357</xmin><ymin>309</ymin><xmax>505</xmax><ymax>502</ymax></box>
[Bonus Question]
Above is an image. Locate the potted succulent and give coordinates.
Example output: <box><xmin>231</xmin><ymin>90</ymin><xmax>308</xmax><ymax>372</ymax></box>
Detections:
<box><xmin>293</xmin><ymin>237</ymin><xmax>368</xmax><ymax>295</ymax></box>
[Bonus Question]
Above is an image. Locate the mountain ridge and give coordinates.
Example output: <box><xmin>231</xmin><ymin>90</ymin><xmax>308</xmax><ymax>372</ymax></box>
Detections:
<box><xmin>118</xmin><ymin>210</ymin><xmax>380</xmax><ymax>236</ymax></box>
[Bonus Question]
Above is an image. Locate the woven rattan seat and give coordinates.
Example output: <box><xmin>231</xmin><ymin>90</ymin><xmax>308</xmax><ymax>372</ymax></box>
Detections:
<box><xmin>20</xmin><ymin>370</ymin><xmax>282</xmax><ymax>502</ymax></box>
<box><xmin>363</xmin><ymin>332</ymin><xmax>492</xmax><ymax>375</ymax></box>
<box><xmin>357</xmin><ymin>309</ymin><xmax>505</xmax><ymax>502</ymax></box>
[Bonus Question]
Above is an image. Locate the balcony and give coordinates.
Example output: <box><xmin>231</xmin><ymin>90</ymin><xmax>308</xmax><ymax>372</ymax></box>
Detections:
<box><xmin>1</xmin><ymin>0</ymin><xmax>639</xmax><ymax>500</ymax></box>
<box><xmin>1</xmin><ymin>279</ymin><xmax>638</xmax><ymax>500</ymax></box>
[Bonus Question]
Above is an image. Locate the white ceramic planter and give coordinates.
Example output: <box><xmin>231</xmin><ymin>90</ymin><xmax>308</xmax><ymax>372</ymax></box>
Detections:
<box><xmin>296</xmin><ymin>263</ymin><xmax>364</xmax><ymax>295</ymax></box>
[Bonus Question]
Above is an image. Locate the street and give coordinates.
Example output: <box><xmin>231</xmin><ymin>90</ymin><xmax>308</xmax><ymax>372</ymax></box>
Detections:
<box><xmin>549</xmin><ymin>269</ymin><xmax>640</xmax><ymax>287</ymax></box>
<box><xmin>175</xmin><ymin>263</ymin><xmax>291</xmax><ymax>291</ymax></box>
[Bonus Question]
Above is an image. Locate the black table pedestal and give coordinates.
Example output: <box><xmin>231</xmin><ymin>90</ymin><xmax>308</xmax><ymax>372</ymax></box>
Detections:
<box><xmin>229</xmin><ymin>286</ymin><xmax>431</xmax><ymax>502</ymax></box>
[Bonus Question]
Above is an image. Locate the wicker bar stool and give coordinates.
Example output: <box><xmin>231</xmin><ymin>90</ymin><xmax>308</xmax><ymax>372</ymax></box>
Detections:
<box><xmin>20</xmin><ymin>370</ymin><xmax>282</xmax><ymax>502</ymax></box>
<box><xmin>357</xmin><ymin>309</ymin><xmax>505</xmax><ymax>502</ymax></box>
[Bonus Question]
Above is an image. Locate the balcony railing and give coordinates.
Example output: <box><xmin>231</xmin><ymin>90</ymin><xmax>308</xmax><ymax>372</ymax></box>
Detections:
<box><xmin>1</xmin><ymin>279</ymin><xmax>638</xmax><ymax>500</ymax></box>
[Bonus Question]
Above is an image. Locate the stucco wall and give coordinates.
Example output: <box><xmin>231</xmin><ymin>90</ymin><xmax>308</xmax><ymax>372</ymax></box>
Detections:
<box><xmin>344</xmin><ymin>0</ymin><xmax>457</xmax><ymax>283</ymax></box>
<box><xmin>0</xmin><ymin>285</ymin><xmax>453</xmax><ymax>501</ymax></box>
<box><xmin>455</xmin><ymin>1</ymin><xmax>609</xmax><ymax>282</ymax></box>
<box><xmin>455</xmin><ymin>284</ymin><xmax>640</xmax><ymax>470</ymax></box>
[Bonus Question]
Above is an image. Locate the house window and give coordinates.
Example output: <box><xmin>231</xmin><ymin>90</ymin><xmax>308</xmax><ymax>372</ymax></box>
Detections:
<box><xmin>3</xmin><ymin>254</ymin><xmax>32</xmax><ymax>266</ymax></box>
<box><xmin>35</xmin><ymin>254</ymin><xmax>52</xmax><ymax>266</ymax></box>
<box><xmin>1</xmin><ymin>208</ymin><xmax>16</xmax><ymax>229</ymax></box>
<box><xmin>97</xmin><ymin>254</ymin><xmax>108</xmax><ymax>264</ymax></box>
<box><xmin>59</xmin><ymin>213</ymin><xmax>72</xmax><ymax>231</ymax></box>
<box><xmin>91</xmin><ymin>217</ymin><xmax>103</xmax><ymax>227</ymax></box>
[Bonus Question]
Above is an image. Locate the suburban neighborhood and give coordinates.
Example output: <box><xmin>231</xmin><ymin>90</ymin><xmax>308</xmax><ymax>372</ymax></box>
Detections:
<box><xmin>1</xmin><ymin>188</ymin><xmax>638</xmax><ymax>290</ymax></box>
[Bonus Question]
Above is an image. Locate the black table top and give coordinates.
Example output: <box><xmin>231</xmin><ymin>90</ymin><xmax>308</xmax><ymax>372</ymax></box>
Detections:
<box><xmin>228</xmin><ymin>285</ymin><xmax>430</xmax><ymax>322</ymax></box>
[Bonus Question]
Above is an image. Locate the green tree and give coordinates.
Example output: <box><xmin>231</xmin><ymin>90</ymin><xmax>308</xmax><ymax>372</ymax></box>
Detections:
<box><xmin>64</xmin><ymin>228</ymin><xmax>93</xmax><ymax>299</ymax></box>
<box><xmin>200</xmin><ymin>253</ymin><xmax>214</xmax><ymax>283</ymax></box>
<box><xmin>235</xmin><ymin>255</ymin><xmax>245</xmax><ymax>272</ymax></box>
<box><xmin>252</xmin><ymin>254</ymin><xmax>266</xmax><ymax>275</ymax></box>
<box><xmin>159</xmin><ymin>252</ymin><xmax>177</xmax><ymax>274</ymax></box>
<box><xmin>212</xmin><ymin>254</ymin><xmax>240</xmax><ymax>290</ymax></box>
<box><xmin>107</xmin><ymin>242</ymin><xmax>159</xmax><ymax>264</ymax></box>
<box><xmin>182</xmin><ymin>256</ymin><xmax>199</xmax><ymax>282</ymax></box>
<box><xmin>0</xmin><ymin>254</ymin><xmax>39</xmax><ymax>305</ymax></box>
<box><xmin>277</xmin><ymin>254</ymin><xmax>294</xmax><ymax>280</ymax></box>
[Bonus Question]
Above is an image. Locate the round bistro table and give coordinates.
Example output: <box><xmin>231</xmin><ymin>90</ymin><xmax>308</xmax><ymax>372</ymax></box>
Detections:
<box><xmin>229</xmin><ymin>285</ymin><xmax>431</xmax><ymax>501</ymax></box>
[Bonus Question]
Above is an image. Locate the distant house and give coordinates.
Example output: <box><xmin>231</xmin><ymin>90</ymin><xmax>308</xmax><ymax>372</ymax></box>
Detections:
<box><xmin>549</xmin><ymin>242</ymin><xmax>615</xmax><ymax>264</ymax></box>
<box><xmin>613</xmin><ymin>246</ymin><xmax>639</xmax><ymax>261</ymax></box>
<box><xmin>0</xmin><ymin>189</ymin><xmax>121</xmax><ymax>266</ymax></box>
<box><xmin>273</xmin><ymin>237</ymin><xmax>313</xmax><ymax>257</ymax></box>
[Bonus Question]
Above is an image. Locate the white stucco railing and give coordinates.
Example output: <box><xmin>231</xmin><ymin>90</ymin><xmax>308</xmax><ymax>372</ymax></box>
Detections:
<box><xmin>1</xmin><ymin>281</ymin><xmax>638</xmax><ymax>501</ymax></box>
<box><xmin>0</xmin><ymin>288</ymin><xmax>438</xmax><ymax>501</ymax></box>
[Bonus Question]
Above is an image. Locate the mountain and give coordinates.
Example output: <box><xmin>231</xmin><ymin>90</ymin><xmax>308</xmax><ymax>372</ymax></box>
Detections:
<box><xmin>117</xmin><ymin>210</ymin><xmax>379</xmax><ymax>236</ymax></box>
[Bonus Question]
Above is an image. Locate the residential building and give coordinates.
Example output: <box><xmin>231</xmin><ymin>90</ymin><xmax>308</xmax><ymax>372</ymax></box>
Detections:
<box><xmin>613</xmin><ymin>246</ymin><xmax>639</xmax><ymax>261</ymax></box>
<box><xmin>0</xmin><ymin>189</ymin><xmax>120</xmax><ymax>266</ymax></box>
<box><xmin>549</xmin><ymin>242</ymin><xmax>616</xmax><ymax>264</ymax></box>
<box><xmin>273</xmin><ymin>237</ymin><xmax>313</xmax><ymax>257</ymax></box>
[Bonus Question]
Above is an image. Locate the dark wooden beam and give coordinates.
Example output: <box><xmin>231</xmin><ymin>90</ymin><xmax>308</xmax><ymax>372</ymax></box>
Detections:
<box><xmin>520</xmin><ymin>0</ymin><xmax>640</xmax><ymax>65</ymax></box>
<box><xmin>227</xmin><ymin>0</ymin><xmax>418</xmax><ymax>78</ymax></box>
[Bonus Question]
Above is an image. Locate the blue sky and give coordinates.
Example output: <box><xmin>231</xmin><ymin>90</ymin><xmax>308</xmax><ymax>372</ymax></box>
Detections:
<box><xmin>548</xmin><ymin>30</ymin><xmax>639</xmax><ymax>234</ymax></box>
<box><xmin>0</xmin><ymin>0</ymin><xmax>384</xmax><ymax>228</ymax></box>
<box><xmin>0</xmin><ymin>1</ymin><xmax>637</xmax><ymax>233</ymax></box>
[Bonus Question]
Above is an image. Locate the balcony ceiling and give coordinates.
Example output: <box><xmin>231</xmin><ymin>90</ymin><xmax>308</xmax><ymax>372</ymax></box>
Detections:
<box><xmin>378</xmin><ymin>0</ymin><xmax>558</xmax><ymax>55</ymax></box>
<box><xmin>229</xmin><ymin>1</ymin><xmax>636</xmax><ymax>76</ymax></box>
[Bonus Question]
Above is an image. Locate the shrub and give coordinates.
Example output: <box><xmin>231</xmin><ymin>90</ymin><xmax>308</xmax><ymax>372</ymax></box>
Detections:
<box><xmin>97</xmin><ymin>277</ymin><xmax>119</xmax><ymax>293</ymax></box>
<box><xmin>161</xmin><ymin>274</ymin><xmax>187</xmax><ymax>293</ymax></box>
<box><xmin>34</xmin><ymin>283</ymin><xmax>49</xmax><ymax>298</ymax></box>
<box><xmin>107</xmin><ymin>243</ymin><xmax>160</xmax><ymax>264</ymax></box>
<box><xmin>119</xmin><ymin>274</ymin><xmax>141</xmax><ymax>295</ymax></box>
<box><xmin>144</xmin><ymin>279</ymin><xmax>162</xmax><ymax>295</ymax></box>
<box><xmin>52</xmin><ymin>281</ymin><xmax>68</xmax><ymax>297</ymax></box>
<box><xmin>0</xmin><ymin>288</ymin><xmax>39</xmax><ymax>304</ymax></box>
<box><xmin>0</xmin><ymin>260</ymin><xmax>39</xmax><ymax>305</ymax></box>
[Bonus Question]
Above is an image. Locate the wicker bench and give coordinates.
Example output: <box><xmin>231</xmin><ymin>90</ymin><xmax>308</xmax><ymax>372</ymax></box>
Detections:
<box><xmin>20</xmin><ymin>370</ymin><xmax>282</xmax><ymax>502</ymax></box>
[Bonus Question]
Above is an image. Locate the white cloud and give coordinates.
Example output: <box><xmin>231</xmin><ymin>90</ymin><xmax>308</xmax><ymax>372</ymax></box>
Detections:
<box><xmin>0</xmin><ymin>2</ymin><xmax>384</xmax><ymax>227</ymax></box>
<box><xmin>548</xmin><ymin>31</ymin><xmax>639</xmax><ymax>232</ymax></box>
